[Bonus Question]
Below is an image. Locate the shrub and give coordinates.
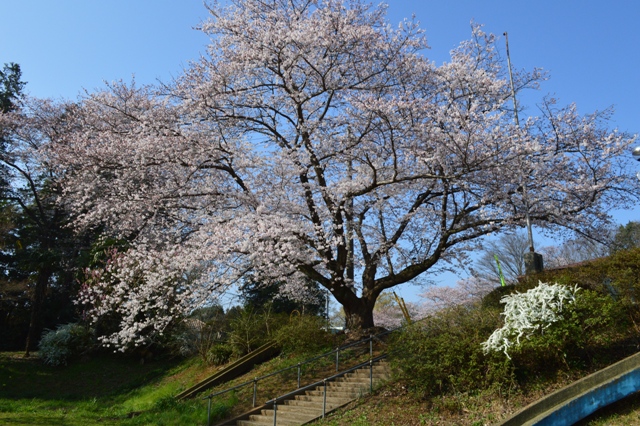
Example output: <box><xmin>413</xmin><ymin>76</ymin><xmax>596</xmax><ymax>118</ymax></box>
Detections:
<box><xmin>389</xmin><ymin>305</ymin><xmax>513</xmax><ymax>396</ymax></box>
<box><xmin>273</xmin><ymin>314</ymin><xmax>332</xmax><ymax>355</ymax></box>
<box><xmin>481</xmin><ymin>278</ymin><xmax>635</xmax><ymax>382</ymax></box>
<box><xmin>508</xmin><ymin>288</ymin><xmax>634</xmax><ymax>374</ymax></box>
<box><xmin>207</xmin><ymin>343</ymin><xmax>234</xmax><ymax>365</ymax></box>
<box><xmin>38</xmin><ymin>323</ymin><xmax>93</xmax><ymax>366</ymax></box>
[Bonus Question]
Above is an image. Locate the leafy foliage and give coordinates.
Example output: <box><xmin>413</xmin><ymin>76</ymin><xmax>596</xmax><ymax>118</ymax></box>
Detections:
<box><xmin>0</xmin><ymin>63</ymin><xmax>25</xmax><ymax>114</ymax></box>
<box><xmin>226</xmin><ymin>305</ymin><xmax>286</xmax><ymax>357</ymax></box>
<box><xmin>38</xmin><ymin>323</ymin><xmax>93</xmax><ymax>366</ymax></box>
<box><xmin>609</xmin><ymin>221</ymin><xmax>640</xmax><ymax>254</ymax></box>
<box><xmin>273</xmin><ymin>314</ymin><xmax>332</xmax><ymax>355</ymax></box>
<box><xmin>390</xmin><ymin>305</ymin><xmax>513</xmax><ymax>396</ymax></box>
<box><xmin>206</xmin><ymin>343</ymin><xmax>234</xmax><ymax>365</ymax></box>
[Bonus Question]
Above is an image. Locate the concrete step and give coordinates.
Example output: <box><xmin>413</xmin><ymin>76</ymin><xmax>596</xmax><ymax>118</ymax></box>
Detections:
<box><xmin>273</xmin><ymin>404</ymin><xmax>323</xmax><ymax>416</ymax></box>
<box><xmin>345</xmin><ymin>369</ymin><xmax>390</xmax><ymax>378</ymax></box>
<box><xmin>282</xmin><ymin>399</ymin><xmax>345</xmax><ymax>409</ymax></box>
<box><xmin>340</xmin><ymin>371</ymin><xmax>390</xmax><ymax>380</ymax></box>
<box><xmin>324</xmin><ymin>380</ymin><xmax>374</xmax><ymax>388</ymax></box>
<box><xmin>305</xmin><ymin>389</ymin><xmax>363</xmax><ymax>398</ymax></box>
<box><xmin>293</xmin><ymin>394</ymin><xmax>352</xmax><ymax>405</ymax></box>
<box><xmin>338</xmin><ymin>377</ymin><xmax>388</xmax><ymax>386</ymax></box>
<box><xmin>257</xmin><ymin>409</ymin><xmax>318</xmax><ymax>423</ymax></box>
<box><xmin>237</xmin><ymin>417</ymin><xmax>300</xmax><ymax>426</ymax></box>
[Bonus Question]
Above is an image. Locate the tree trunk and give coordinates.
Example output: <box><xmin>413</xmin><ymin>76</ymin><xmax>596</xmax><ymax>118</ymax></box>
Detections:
<box><xmin>342</xmin><ymin>298</ymin><xmax>375</xmax><ymax>330</ymax></box>
<box><xmin>23</xmin><ymin>266</ymin><xmax>52</xmax><ymax>357</ymax></box>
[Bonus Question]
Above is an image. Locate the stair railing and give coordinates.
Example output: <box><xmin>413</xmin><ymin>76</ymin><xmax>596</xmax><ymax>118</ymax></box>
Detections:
<box><xmin>202</xmin><ymin>329</ymin><xmax>396</xmax><ymax>425</ymax></box>
<box><xmin>263</xmin><ymin>354</ymin><xmax>388</xmax><ymax>424</ymax></box>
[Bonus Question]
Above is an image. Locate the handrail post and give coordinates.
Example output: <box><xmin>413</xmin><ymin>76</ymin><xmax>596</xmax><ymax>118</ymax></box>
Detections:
<box><xmin>370</xmin><ymin>334</ymin><xmax>373</xmax><ymax>358</ymax></box>
<box><xmin>297</xmin><ymin>363</ymin><xmax>301</xmax><ymax>388</ymax></box>
<box><xmin>335</xmin><ymin>347</ymin><xmax>339</xmax><ymax>372</ymax></box>
<box><xmin>369</xmin><ymin>359</ymin><xmax>373</xmax><ymax>393</ymax></box>
<box><xmin>207</xmin><ymin>397</ymin><xmax>212</xmax><ymax>426</ymax></box>
<box><xmin>323</xmin><ymin>379</ymin><xmax>327</xmax><ymax>418</ymax></box>
<box><xmin>253</xmin><ymin>378</ymin><xmax>258</xmax><ymax>407</ymax></box>
<box><xmin>273</xmin><ymin>400</ymin><xmax>277</xmax><ymax>426</ymax></box>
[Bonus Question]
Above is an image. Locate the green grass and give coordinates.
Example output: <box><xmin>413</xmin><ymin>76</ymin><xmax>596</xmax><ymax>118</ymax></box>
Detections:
<box><xmin>0</xmin><ymin>351</ymin><xmax>209</xmax><ymax>425</ymax></box>
<box><xmin>0</xmin><ymin>340</ymin><xmax>370</xmax><ymax>425</ymax></box>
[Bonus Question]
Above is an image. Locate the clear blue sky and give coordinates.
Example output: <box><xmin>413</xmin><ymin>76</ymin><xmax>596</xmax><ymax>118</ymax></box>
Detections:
<box><xmin>2</xmin><ymin>1</ymin><xmax>640</xmax><ymax>296</ymax></box>
<box><xmin>3</xmin><ymin>0</ymin><xmax>639</xmax><ymax>129</ymax></box>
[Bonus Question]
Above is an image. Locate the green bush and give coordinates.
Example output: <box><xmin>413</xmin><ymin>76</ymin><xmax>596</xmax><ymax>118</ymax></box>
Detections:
<box><xmin>227</xmin><ymin>305</ymin><xmax>288</xmax><ymax>356</ymax></box>
<box><xmin>274</xmin><ymin>314</ymin><xmax>332</xmax><ymax>355</ymax></box>
<box><xmin>389</xmin><ymin>305</ymin><xmax>513</xmax><ymax>396</ymax></box>
<box><xmin>38</xmin><ymin>323</ymin><xmax>93</xmax><ymax>366</ymax></box>
<box><xmin>393</xmin><ymin>251</ymin><xmax>640</xmax><ymax>399</ymax></box>
<box><xmin>509</xmin><ymin>288</ymin><xmax>633</xmax><ymax>373</ymax></box>
<box><xmin>207</xmin><ymin>343</ymin><xmax>234</xmax><ymax>365</ymax></box>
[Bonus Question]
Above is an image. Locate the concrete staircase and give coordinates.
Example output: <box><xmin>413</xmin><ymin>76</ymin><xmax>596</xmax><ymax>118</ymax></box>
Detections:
<box><xmin>233</xmin><ymin>359</ymin><xmax>391</xmax><ymax>426</ymax></box>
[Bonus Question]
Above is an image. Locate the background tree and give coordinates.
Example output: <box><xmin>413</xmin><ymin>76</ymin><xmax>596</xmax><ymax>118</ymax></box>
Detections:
<box><xmin>472</xmin><ymin>232</ymin><xmax>530</xmax><ymax>286</ymax></box>
<box><xmin>540</xmin><ymin>236</ymin><xmax>609</xmax><ymax>269</ymax></box>
<box><xmin>0</xmin><ymin>89</ymin><xmax>95</xmax><ymax>354</ymax></box>
<box><xmin>46</xmin><ymin>0</ymin><xmax>638</xmax><ymax>348</ymax></box>
<box><xmin>0</xmin><ymin>63</ymin><xmax>25</xmax><ymax>194</ymax></box>
<box><xmin>609</xmin><ymin>221</ymin><xmax>640</xmax><ymax>254</ymax></box>
<box><xmin>239</xmin><ymin>277</ymin><xmax>326</xmax><ymax>316</ymax></box>
<box><xmin>470</xmin><ymin>230</ymin><xmax>610</xmax><ymax>285</ymax></box>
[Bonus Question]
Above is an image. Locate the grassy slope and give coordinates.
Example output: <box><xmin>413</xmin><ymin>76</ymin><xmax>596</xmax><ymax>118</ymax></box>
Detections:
<box><xmin>0</xmin><ymin>342</ymin><xmax>374</xmax><ymax>425</ymax></box>
<box><xmin>0</xmin><ymin>351</ymin><xmax>213</xmax><ymax>425</ymax></box>
<box><xmin>4</xmin><ymin>273</ymin><xmax>640</xmax><ymax>426</ymax></box>
<box><xmin>3</xmin><ymin>347</ymin><xmax>640</xmax><ymax>426</ymax></box>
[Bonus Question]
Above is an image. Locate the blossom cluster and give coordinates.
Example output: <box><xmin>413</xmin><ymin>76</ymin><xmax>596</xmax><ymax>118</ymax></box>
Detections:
<box><xmin>482</xmin><ymin>281</ymin><xmax>580</xmax><ymax>358</ymax></box>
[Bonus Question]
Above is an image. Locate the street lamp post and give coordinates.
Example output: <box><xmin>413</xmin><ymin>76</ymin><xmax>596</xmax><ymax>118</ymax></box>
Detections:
<box><xmin>505</xmin><ymin>32</ymin><xmax>543</xmax><ymax>274</ymax></box>
<box><xmin>633</xmin><ymin>146</ymin><xmax>640</xmax><ymax>181</ymax></box>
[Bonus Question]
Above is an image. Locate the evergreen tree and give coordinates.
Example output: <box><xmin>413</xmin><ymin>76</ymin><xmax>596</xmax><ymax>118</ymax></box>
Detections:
<box><xmin>610</xmin><ymin>221</ymin><xmax>640</xmax><ymax>254</ymax></box>
<box><xmin>0</xmin><ymin>66</ymin><xmax>95</xmax><ymax>354</ymax></box>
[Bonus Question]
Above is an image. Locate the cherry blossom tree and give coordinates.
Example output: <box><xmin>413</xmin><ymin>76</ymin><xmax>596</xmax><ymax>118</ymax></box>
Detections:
<box><xmin>419</xmin><ymin>275</ymin><xmax>497</xmax><ymax>313</ymax></box>
<box><xmin>46</xmin><ymin>0</ymin><xmax>637</xmax><ymax>348</ymax></box>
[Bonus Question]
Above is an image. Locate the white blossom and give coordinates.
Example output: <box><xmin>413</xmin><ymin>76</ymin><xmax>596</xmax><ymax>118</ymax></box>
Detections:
<box><xmin>482</xmin><ymin>281</ymin><xmax>580</xmax><ymax>358</ymax></box>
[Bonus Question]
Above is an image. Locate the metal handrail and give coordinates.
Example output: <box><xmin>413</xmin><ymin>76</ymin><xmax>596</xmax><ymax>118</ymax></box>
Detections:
<box><xmin>265</xmin><ymin>354</ymin><xmax>388</xmax><ymax>405</ymax></box>
<box><xmin>202</xmin><ymin>378</ymin><xmax>255</xmax><ymax>400</ymax></box>
<box><xmin>201</xmin><ymin>327</ymin><xmax>396</xmax><ymax>402</ymax></box>
<box><xmin>265</xmin><ymin>354</ymin><xmax>389</xmax><ymax>424</ymax></box>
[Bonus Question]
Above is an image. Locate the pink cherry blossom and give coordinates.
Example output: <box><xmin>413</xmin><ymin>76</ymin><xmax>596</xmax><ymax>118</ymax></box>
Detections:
<box><xmin>21</xmin><ymin>0</ymin><xmax>638</xmax><ymax>349</ymax></box>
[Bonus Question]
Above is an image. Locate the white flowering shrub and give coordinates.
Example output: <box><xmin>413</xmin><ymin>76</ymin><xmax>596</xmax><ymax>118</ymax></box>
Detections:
<box><xmin>482</xmin><ymin>281</ymin><xmax>580</xmax><ymax>358</ymax></box>
<box><xmin>38</xmin><ymin>323</ymin><xmax>93</xmax><ymax>366</ymax></box>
